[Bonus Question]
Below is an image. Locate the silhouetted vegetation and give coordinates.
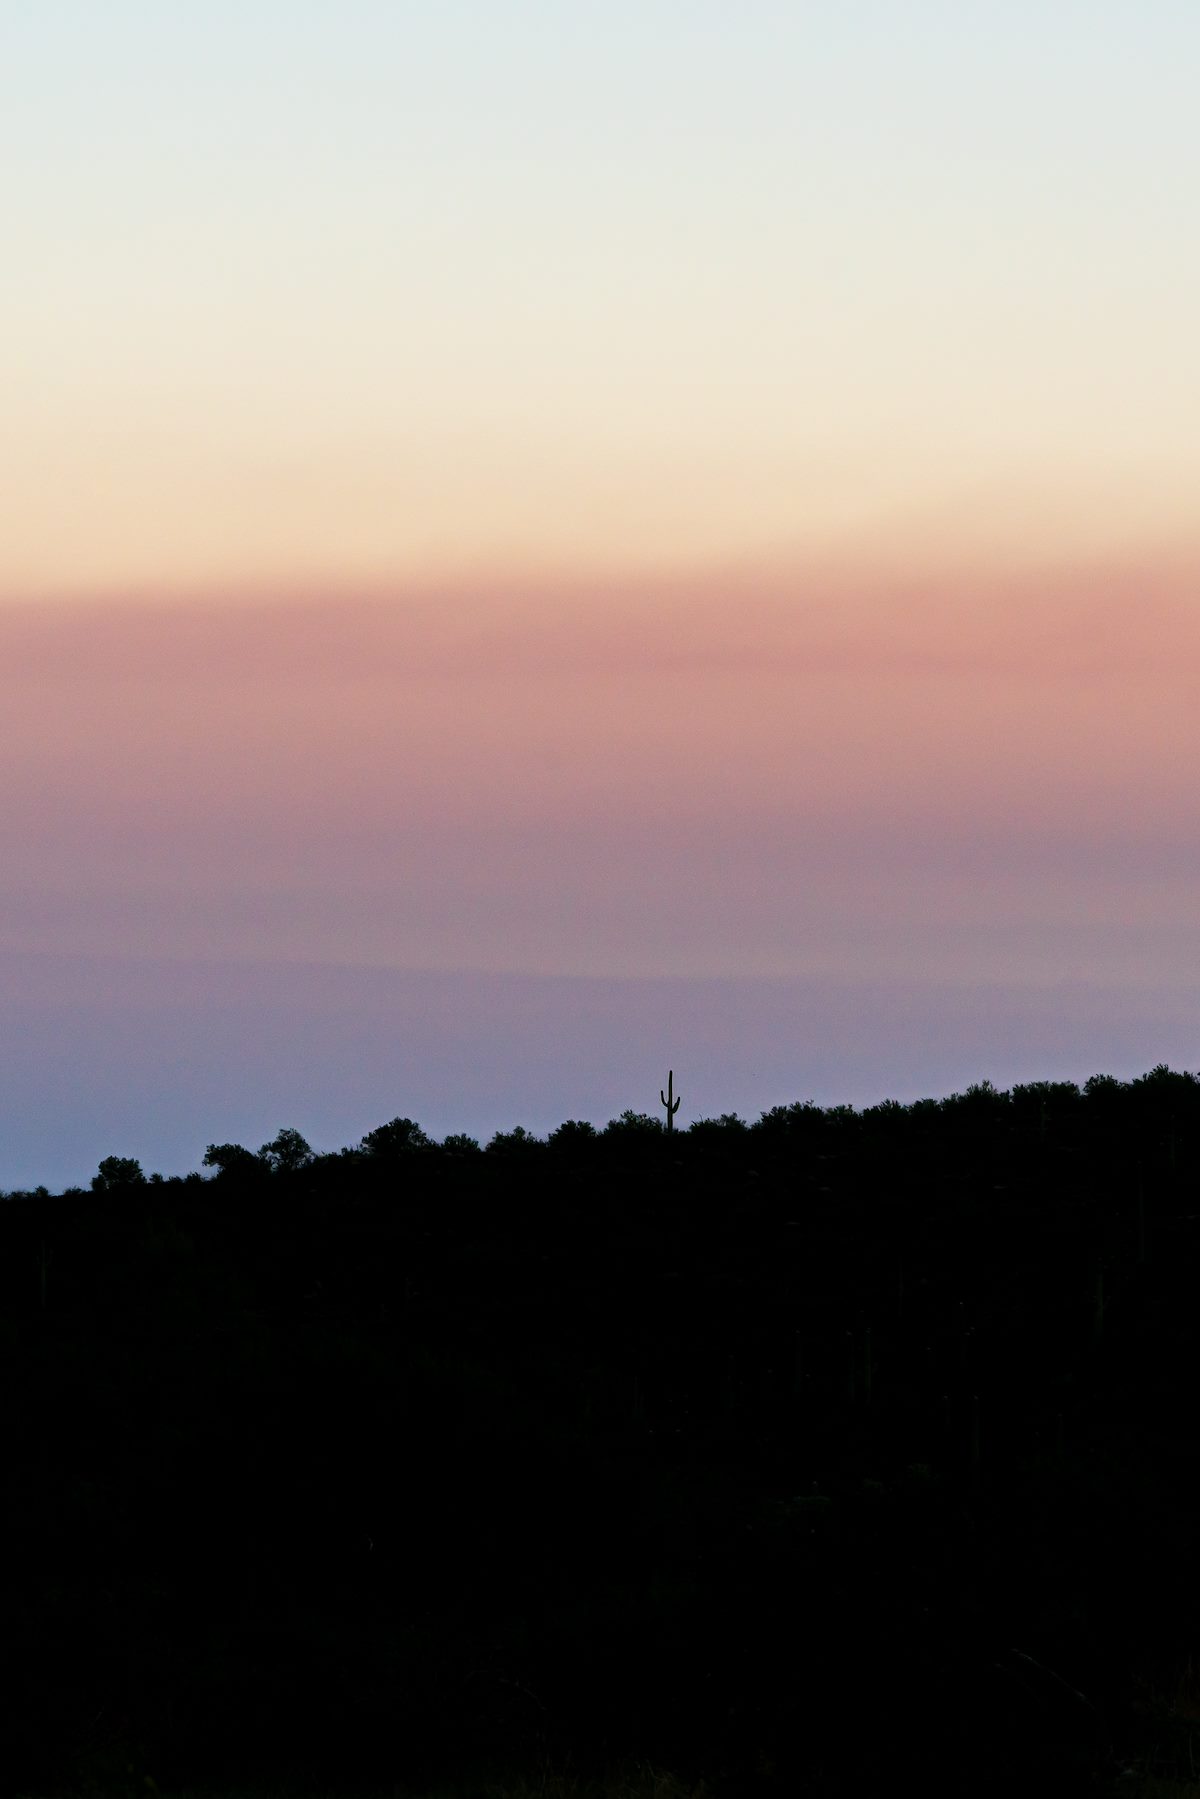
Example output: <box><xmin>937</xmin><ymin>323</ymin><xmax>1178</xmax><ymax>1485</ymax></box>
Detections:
<box><xmin>6</xmin><ymin>1068</ymin><xmax>1200</xmax><ymax>1795</ymax></box>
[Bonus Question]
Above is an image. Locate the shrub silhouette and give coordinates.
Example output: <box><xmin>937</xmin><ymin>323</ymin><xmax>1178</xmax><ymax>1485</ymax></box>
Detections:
<box><xmin>602</xmin><ymin>1108</ymin><xmax>662</xmax><ymax>1139</ymax></box>
<box><xmin>441</xmin><ymin>1131</ymin><xmax>482</xmax><ymax>1156</ymax></box>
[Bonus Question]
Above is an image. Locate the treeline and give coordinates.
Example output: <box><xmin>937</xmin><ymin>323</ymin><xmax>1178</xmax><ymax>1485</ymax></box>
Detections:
<box><xmin>15</xmin><ymin>1061</ymin><xmax>1200</xmax><ymax>1198</ymax></box>
<box><xmin>3</xmin><ymin>1067</ymin><xmax>1200</xmax><ymax>1795</ymax></box>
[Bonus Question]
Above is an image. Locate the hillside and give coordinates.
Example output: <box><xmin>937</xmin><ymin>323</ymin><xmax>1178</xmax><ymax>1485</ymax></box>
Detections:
<box><xmin>4</xmin><ymin>1070</ymin><xmax>1200</xmax><ymax>1797</ymax></box>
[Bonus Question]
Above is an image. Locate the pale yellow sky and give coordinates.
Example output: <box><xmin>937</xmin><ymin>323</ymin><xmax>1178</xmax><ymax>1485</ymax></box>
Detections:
<box><xmin>5</xmin><ymin>1</ymin><xmax>1199</xmax><ymax>598</ymax></box>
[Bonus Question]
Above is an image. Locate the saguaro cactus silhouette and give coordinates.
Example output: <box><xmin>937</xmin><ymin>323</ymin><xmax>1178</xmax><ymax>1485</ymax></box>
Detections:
<box><xmin>660</xmin><ymin>1069</ymin><xmax>681</xmax><ymax>1132</ymax></box>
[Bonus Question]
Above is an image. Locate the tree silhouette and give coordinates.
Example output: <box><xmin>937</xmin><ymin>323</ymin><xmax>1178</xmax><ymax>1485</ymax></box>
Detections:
<box><xmin>91</xmin><ymin>1154</ymin><xmax>146</xmax><ymax>1191</ymax></box>
<box><xmin>202</xmin><ymin>1142</ymin><xmax>261</xmax><ymax>1178</ymax></box>
<box><xmin>257</xmin><ymin>1127</ymin><xmax>314</xmax><ymax>1173</ymax></box>
<box><xmin>360</xmin><ymin>1117</ymin><xmax>431</xmax><ymax>1158</ymax></box>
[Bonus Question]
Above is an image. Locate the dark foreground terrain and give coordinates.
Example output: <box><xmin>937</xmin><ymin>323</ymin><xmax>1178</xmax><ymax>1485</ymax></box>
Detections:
<box><xmin>5</xmin><ymin>1070</ymin><xmax>1200</xmax><ymax>1797</ymax></box>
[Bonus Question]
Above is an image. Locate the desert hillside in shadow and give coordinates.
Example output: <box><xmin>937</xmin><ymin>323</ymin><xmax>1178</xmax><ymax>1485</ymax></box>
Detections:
<box><xmin>5</xmin><ymin>1067</ymin><xmax>1200</xmax><ymax>1797</ymax></box>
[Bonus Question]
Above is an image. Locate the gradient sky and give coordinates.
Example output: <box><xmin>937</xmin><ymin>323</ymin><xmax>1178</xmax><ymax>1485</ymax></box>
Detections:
<box><xmin>3</xmin><ymin>4</ymin><xmax>1198</xmax><ymax>1184</ymax></box>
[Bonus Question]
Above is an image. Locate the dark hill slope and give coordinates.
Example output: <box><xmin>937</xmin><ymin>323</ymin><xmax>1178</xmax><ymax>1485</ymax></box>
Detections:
<box><xmin>3</xmin><ymin>1069</ymin><xmax>1199</xmax><ymax>1795</ymax></box>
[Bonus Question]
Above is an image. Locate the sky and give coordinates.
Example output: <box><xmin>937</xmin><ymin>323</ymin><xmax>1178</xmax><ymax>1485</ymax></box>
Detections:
<box><xmin>3</xmin><ymin>3</ymin><xmax>1199</xmax><ymax>1185</ymax></box>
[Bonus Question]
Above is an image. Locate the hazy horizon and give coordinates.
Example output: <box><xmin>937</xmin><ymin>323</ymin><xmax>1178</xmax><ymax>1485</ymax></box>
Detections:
<box><xmin>3</xmin><ymin>941</ymin><xmax>1197</xmax><ymax>1191</ymax></box>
